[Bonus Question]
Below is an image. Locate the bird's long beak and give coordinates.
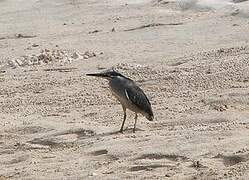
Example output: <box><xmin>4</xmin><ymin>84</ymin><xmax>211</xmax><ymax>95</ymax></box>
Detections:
<box><xmin>86</xmin><ymin>72</ymin><xmax>108</xmax><ymax>78</ymax></box>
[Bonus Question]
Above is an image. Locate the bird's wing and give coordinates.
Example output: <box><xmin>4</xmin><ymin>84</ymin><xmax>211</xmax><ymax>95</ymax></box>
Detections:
<box><xmin>124</xmin><ymin>84</ymin><xmax>151</xmax><ymax>111</ymax></box>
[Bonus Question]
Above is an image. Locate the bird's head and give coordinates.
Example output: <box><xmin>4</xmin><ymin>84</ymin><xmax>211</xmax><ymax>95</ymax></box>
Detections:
<box><xmin>86</xmin><ymin>69</ymin><xmax>123</xmax><ymax>80</ymax></box>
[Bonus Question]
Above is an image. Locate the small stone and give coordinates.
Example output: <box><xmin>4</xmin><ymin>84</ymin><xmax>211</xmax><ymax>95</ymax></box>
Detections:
<box><xmin>89</xmin><ymin>172</ymin><xmax>97</xmax><ymax>176</ymax></box>
<box><xmin>32</xmin><ymin>44</ymin><xmax>39</xmax><ymax>47</ymax></box>
<box><xmin>88</xmin><ymin>30</ymin><xmax>101</xmax><ymax>34</ymax></box>
<box><xmin>71</xmin><ymin>52</ymin><xmax>83</xmax><ymax>59</ymax></box>
<box><xmin>165</xmin><ymin>174</ymin><xmax>171</xmax><ymax>177</ymax></box>
<box><xmin>103</xmin><ymin>171</ymin><xmax>114</xmax><ymax>174</ymax></box>
<box><xmin>83</xmin><ymin>51</ymin><xmax>96</xmax><ymax>59</ymax></box>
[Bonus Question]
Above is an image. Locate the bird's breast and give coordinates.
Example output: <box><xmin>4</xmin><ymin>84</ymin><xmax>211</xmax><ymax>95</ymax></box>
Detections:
<box><xmin>109</xmin><ymin>79</ymin><xmax>142</xmax><ymax>113</ymax></box>
<box><xmin>109</xmin><ymin>79</ymin><xmax>129</xmax><ymax>103</ymax></box>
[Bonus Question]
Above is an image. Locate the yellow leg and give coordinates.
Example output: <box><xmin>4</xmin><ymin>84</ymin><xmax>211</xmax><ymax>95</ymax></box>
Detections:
<box><xmin>133</xmin><ymin>113</ymin><xmax>138</xmax><ymax>133</ymax></box>
<box><xmin>120</xmin><ymin>106</ymin><xmax>126</xmax><ymax>133</ymax></box>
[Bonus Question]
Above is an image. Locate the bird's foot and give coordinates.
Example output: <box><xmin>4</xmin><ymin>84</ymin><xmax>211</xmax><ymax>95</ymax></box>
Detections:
<box><xmin>119</xmin><ymin>129</ymin><xmax>124</xmax><ymax>133</ymax></box>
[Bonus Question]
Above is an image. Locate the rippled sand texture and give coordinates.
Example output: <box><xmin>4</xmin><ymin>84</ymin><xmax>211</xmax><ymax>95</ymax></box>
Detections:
<box><xmin>1</xmin><ymin>0</ymin><xmax>249</xmax><ymax>179</ymax></box>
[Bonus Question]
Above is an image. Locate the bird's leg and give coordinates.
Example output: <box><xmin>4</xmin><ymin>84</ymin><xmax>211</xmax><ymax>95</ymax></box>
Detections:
<box><xmin>133</xmin><ymin>113</ymin><xmax>138</xmax><ymax>133</ymax></box>
<box><xmin>120</xmin><ymin>106</ymin><xmax>126</xmax><ymax>133</ymax></box>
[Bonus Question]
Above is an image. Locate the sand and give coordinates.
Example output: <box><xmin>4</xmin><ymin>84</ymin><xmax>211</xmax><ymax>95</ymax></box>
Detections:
<box><xmin>1</xmin><ymin>0</ymin><xmax>249</xmax><ymax>179</ymax></box>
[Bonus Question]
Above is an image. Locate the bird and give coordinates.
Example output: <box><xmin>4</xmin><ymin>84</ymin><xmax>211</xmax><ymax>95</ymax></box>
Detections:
<box><xmin>86</xmin><ymin>69</ymin><xmax>154</xmax><ymax>133</ymax></box>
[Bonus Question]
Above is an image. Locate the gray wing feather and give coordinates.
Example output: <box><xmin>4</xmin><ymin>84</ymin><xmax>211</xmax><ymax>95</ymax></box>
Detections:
<box><xmin>125</xmin><ymin>85</ymin><xmax>152</xmax><ymax>112</ymax></box>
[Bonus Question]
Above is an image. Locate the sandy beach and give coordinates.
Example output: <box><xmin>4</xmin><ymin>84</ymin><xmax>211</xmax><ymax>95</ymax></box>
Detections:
<box><xmin>1</xmin><ymin>0</ymin><xmax>249</xmax><ymax>179</ymax></box>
